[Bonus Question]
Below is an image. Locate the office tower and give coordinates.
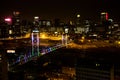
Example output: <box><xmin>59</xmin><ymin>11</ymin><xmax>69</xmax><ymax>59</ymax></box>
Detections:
<box><xmin>76</xmin><ymin>59</ymin><xmax>114</xmax><ymax>80</ymax></box>
<box><xmin>12</xmin><ymin>11</ymin><xmax>21</xmax><ymax>37</ymax></box>
<box><xmin>76</xmin><ymin>14</ymin><xmax>81</xmax><ymax>27</ymax></box>
<box><xmin>100</xmin><ymin>12</ymin><xmax>110</xmax><ymax>37</ymax></box>
<box><xmin>101</xmin><ymin>12</ymin><xmax>108</xmax><ymax>22</ymax></box>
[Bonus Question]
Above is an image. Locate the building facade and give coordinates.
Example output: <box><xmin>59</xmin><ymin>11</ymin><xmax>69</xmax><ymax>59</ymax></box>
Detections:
<box><xmin>12</xmin><ymin>11</ymin><xmax>21</xmax><ymax>37</ymax></box>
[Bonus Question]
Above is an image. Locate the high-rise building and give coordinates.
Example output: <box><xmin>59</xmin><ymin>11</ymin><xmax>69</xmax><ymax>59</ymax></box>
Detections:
<box><xmin>101</xmin><ymin>12</ymin><xmax>109</xmax><ymax>22</ymax></box>
<box><xmin>76</xmin><ymin>14</ymin><xmax>81</xmax><ymax>26</ymax></box>
<box><xmin>100</xmin><ymin>12</ymin><xmax>111</xmax><ymax>37</ymax></box>
<box><xmin>39</xmin><ymin>20</ymin><xmax>52</xmax><ymax>32</ymax></box>
<box><xmin>12</xmin><ymin>11</ymin><xmax>21</xmax><ymax>36</ymax></box>
<box><xmin>0</xmin><ymin>22</ymin><xmax>9</xmax><ymax>38</ymax></box>
<box><xmin>33</xmin><ymin>16</ymin><xmax>40</xmax><ymax>27</ymax></box>
<box><xmin>76</xmin><ymin>59</ymin><xmax>114</xmax><ymax>80</ymax></box>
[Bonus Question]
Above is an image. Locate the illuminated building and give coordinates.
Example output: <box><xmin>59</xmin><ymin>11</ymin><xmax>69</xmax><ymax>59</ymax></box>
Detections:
<box><xmin>12</xmin><ymin>11</ymin><xmax>21</xmax><ymax>36</ymax></box>
<box><xmin>101</xmin><ymin>12</ymin><xmax>108</xmax><ymax>21</ymax></box>
<box><xmin>0</xmin><ymin>17</ymin><xmax>13</xmax><ymax>38</ymax></box>
<box><xmin>39</xmin><ymin>20</ymin><xmax>51</xmax><ymax>27</ymax></box>
<box><xmin>0</xmin><ymin>22</ymin><xmax>9</xmax><ymax>38</ymax></box>
<box><xmin>21</xmin><ymin>20</ymin><xmax>32</xmax><ymax>34</ymax></box>
<box><xmin>100</xmin><ymin>12</ymin><xmax>111</xmax><ymax>37</ymax></box>
<box><xmin>75</xmin><ymin>14</ymin><xmax>82</xmax><ymax>34</ymax></box>
<box><xmin>75</xmin><ymin>19</ymin><xmax>90</xmax><ymax>34</ymax></box>
<box><xmin>39</xmin><ymin>20</ymin><xmax>52</xmax><ymax>32</ymax></box>
<box><xmin>75</xmin><ymin>14</ymin><xmax>90</xmax><ymax>34</ymax></box>
<box><xmin>83</xmin><ymin>20</ymin><xmax>90</xmax><ymax>33</ymax></box>
<box><xmin>33</xmin><ymin>16</ymin><xmax>40</xmax><ymax>27</ymax></box>
<box><xmin>76</xmin><ymin>59</ymin><xmax>114</xmax><ymax>80</ymax></box>
<box><xmin>76</xmin><ymin>14</ymin><xmax>81</xmax><ymax>26</ymax></box>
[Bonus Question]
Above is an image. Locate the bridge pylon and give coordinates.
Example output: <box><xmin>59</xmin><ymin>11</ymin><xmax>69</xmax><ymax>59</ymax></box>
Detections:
<box><xmin>31</xmin><ymin>29</ymin><xmax>40</xmax><ymax>58</ymax></box>
<box><xmin>62</xmin><ymin>34</ymin><xmax>68</xmax><ymax>47</ymax></box>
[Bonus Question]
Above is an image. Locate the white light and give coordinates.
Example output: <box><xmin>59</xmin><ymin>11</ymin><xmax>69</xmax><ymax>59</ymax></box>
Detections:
<box><xmin>96</xmin><ymin>64</ymin><xmax>100</xmax><ymax>66</ymax></box>
<box><xmin>65</xmin><ymin>28</ymin><xmax>69</xmax><ymax>33</ymax></box>
<box><xmin>101</xmin><ymin>12</ymin><xmax>106</xmax><ymax>15</ymax></box>
<box><xmin>7</xmin><ymin>50</ymin><xmax>15</xmax><ymax>53</ymax></box>
<box><xmin>93</xmin><ymin>34</ymin><xmax>97</xmax><ymax>36</ymax></box>
<box><xmin>77</xmin><ymin>14</ymin><xmax>80</xmax><ymax>18</ymax></box>
<box><xmin>54</xmin><ymin>32</ymin><xmax>58</xmax><ymax>34</ymax></box>
<box><xmin>16</xmin><ymin>19</ymin><xmax>20</xmax><ymax>22</ymax></box>
<box><xmin>9</xmin><ymin>30</ymin><xmax>12</xmax><ymax>34</ymax></box>
<box><xmin>32</xmin><ymin>30</ymin><xmax>39</xmax><ymax>33</ymax></box>
<box><xmin>34</xmin><ymin>16</ymin><xmax>39</xmax><ymax>19</ymax></box>
<box><xmin>114</xmin><ymin>24</ymin><xmax>119</xmax><ymax>27</ymax></box>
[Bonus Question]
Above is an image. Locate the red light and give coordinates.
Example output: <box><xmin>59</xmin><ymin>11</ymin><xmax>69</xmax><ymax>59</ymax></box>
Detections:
<box><xmin>106</xmin><ymin>13</ymin><xmax>108</xmax><ymax>20</ymax></box>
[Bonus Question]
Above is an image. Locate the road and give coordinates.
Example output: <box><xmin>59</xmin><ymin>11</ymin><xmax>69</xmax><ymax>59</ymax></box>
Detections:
<box><xmin>67</xmin><ymin>40</ymin><xmax>117</xmax><ymax>49</ymax></box>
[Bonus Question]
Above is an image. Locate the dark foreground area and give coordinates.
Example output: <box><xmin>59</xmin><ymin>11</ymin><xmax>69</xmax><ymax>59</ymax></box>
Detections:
<box><xmin>7</xmin><ymin>47</ymin><xmax>120</xmax><ymax>80</ymax></box>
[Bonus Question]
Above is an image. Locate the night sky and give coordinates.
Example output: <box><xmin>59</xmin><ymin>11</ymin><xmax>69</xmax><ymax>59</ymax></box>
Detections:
<box><xmin>0</xmin><ymin>0</ymin><xmax>120</xmax><ymax>22</ymax></box>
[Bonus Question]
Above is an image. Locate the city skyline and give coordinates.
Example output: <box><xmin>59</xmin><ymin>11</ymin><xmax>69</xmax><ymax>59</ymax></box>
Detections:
<box><xmin>1</xmin><ymin>1</ymin><xmax>120</xmax><ymax>80</ymax></box>
<box><xmin>0</xmin><ymin>0</ymin><xmax>120</xmax><ymax>22</ymax></box>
